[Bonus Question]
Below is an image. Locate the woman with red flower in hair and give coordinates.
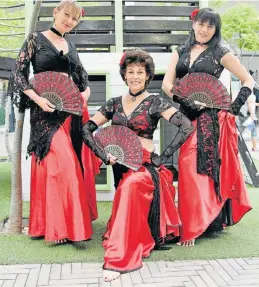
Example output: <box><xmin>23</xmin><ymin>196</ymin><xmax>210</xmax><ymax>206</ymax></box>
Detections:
<box><xmin>162</xmin><ymin>7</ymin><xmax>253</xmax><ymax>247</ymax></box>
<box><xmin>82</xmin><ymin>49</ymin><xmax>194</xmax><ymax>281</ymax></box>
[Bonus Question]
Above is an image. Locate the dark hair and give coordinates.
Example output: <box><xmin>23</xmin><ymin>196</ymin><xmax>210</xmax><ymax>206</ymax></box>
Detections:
<box><xmin>184</xmin><ymin>8</ymin><xmax>222</xmax><ymax>51</ymax></box>
<box><xmin>119</xmin><ymin>49</ymin><xmax>155</xmax><ymax>87</ymax></box>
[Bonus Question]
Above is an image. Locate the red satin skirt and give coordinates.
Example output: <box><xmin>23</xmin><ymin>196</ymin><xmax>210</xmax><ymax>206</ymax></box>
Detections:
<box><xmin>103</xmin><ymin>149</ymin><xmax>181</xmax><ymax>273</ymax></box>
<box><xmin>29</xmin><ymin>108</ymin><xmax>101</xmax><ymax>241</ymax></box>
<box><xmin>178</xmin><ymin>111</ymin><xmax>252</xmax><ymax>242</ymax></box>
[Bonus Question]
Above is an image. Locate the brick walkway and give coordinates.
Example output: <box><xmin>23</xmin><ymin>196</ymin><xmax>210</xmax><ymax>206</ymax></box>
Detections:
<box><xmin>0</xmin><ymin>258</ymin><xmax>259</xmax><ymax>287</ymax></box>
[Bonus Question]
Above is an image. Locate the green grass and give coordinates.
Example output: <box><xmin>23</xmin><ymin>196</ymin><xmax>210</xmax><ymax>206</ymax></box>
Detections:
<box><xmin>0</xmin><ymin>163</ymin><xmax>259</xmax><ymax>265</ymax></box>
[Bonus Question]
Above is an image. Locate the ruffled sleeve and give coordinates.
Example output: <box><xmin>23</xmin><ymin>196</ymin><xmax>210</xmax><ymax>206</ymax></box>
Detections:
<box><xmin>7</xmin><ymin>32</ymin><xmax>38</xmax><ymax>112</ymax></box>
<box><xmin>71</xmin><ymin>43</ymin><xmax>89</xmax><ymax>92</ymax></box>
<box><xmin>149</xmin><ymin>95</ymin><xmax>173</xmax><ymax>118</ymax></box>
<box><xmin>98</xmin><ymin>98</ymin><xmax>114</xmax><ymax>120</ymax></box>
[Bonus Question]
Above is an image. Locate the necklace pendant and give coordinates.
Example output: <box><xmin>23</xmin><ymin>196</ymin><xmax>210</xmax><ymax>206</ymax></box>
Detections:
<box><xmin>131</xmin><ymin>96</ymin><xmax>136</xmax><ymax>101</ymax></box>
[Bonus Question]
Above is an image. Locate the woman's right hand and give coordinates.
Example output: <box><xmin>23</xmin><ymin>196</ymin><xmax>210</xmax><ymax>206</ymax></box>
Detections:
<box><xmin>36</xmin><ymin>97</ymin><xmax>55</xmax><ymax>112</ymax></box>
<box><xmin>107</xmin><ymin>153</ymin><xmax>117</xmax><ymax>165</ymax></box>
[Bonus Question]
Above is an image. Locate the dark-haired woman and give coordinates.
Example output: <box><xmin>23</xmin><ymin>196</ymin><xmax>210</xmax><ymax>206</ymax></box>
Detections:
<box><xmin>162</xmin><ymin>8</ymin><xmax>253</xmax><ymax>247</ymax></box>
<box><xmin>82</xmin><ymin>49</ymin><xmax>194</xmax><ymax>281</ymax></box>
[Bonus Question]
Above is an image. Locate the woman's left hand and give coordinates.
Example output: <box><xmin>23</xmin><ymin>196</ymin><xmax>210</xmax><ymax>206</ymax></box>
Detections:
<box><xmin>81</xmin><ymin>86</ymin><xmax>91</xmax><ymax>102</ymax></box>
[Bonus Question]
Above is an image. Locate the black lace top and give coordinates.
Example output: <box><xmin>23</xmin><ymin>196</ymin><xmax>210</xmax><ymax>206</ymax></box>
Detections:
<box><xmin>98</xmin><ymin>94</ymin><xmax>172</xmax><ymax>140</ymax></box>
<box><xmin>7</xmin><ymin>32</ymin><xmax>89</xmax><ymax>160</ymax></box>
<box><xmin>7</xmin><ymin>32</ymin><xmax>88</xmax><ymax>112</ymax></box>
<box><xmin>174</xmin><ymin>45</ymin><xmax>230</xmax><ymax>201</ymax></box>
<box><xmin>176</xmin><ymin>45</ymin><xmax>230</xmax><ymax>80</ymax></box>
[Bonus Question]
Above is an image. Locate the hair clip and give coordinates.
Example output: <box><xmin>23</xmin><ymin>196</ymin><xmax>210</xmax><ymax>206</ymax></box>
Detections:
<box><xmin>119</xmin><ymin>52</ymin><xmax>127</xmax><ymax>66</ymax></box>
<box><xmin>190</xmin><ymin>8</ymin><xmax>199</xmax><ymax>21</ymax></box>
<box><xmin>81</xmin><ymin>8</ymin><xmax>85</xmax><ymax>17</ymax></box>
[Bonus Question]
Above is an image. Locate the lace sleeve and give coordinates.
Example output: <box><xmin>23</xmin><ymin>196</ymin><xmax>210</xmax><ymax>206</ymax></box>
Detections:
<box><xmin>217</xmin><ymin>46</ymin><xmax>230</xmax><ymax>62</ymax></box>
<box><xmin>7</xmin><ymin>33</ymin><xmax>38</xmax><ymax>112</ymax></box>
<box><xmin>71</xmin><ymin>44</ymin><xmax>89</xmax><ymax>92</ymax></box>
<box><xmin>175</xmin><ymin>45</ymin><xmax>185</xmax><ymax>56</ymax></box>
<box><xmin>149</xmin><ymin>95</ymin><xmax>173</xmax><ymax>118</ymax></box>
<box><xmin>98</xmin><ymin>98</ymin><xmax>114</xmax><ymax>120</ymax></box>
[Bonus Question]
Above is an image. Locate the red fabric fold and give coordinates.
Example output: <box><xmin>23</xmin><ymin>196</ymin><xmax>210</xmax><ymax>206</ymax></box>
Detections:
<box><xmin>103</xmin><ymin>149</ymin><xmax>181</xmax><ymax>273</ymax></box>
<box><xmin>178</xmin><ymin>111</ymin><xmax>252</xmax><ymax>242</ymax></box>
<box><xmin>29</xmin><ymin>109</ymin><xmax>100</xmax><ymax>241</ymax></box>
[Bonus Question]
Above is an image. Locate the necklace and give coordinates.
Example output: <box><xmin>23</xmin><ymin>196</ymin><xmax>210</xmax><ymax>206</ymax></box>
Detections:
<box><xmin>129</xmin><ymin>88</ymin><xmax>146</xmax><ymax>101</ymax></box>
<box><xmin>50</xmin><ymin>27</ymin><xmax>65</xmax><ymax>39</ymax></box>
<box><xmin>194</xmin><ymin>40</ymin><xmax>208</xmax><ymax>47</ymax></box>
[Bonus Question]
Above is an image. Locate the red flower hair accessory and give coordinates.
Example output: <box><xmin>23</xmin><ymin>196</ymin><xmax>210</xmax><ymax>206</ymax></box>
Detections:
<box><xmin>190</xmin><ymin>8</ymin><xmax>199</xmax><ymax>21</ymax></box>
<box><xmin>81</xmin><ymin>8</ymin><xmax>85</xmax><ymax>17</ymax></box>
<box><xmin>119</xmin><ymin>52</ymin><xmax>127</xmax><ymax>66</ymax></box>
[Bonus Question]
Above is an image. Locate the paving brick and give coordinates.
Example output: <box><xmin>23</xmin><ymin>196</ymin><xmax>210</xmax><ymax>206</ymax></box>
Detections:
<box><xmin>130</xmin><ymin>270</ymin><xmax>143</xmax><ymax>284</ymax></box>
<box><xmin>110</xmin><ymin>277</ymin><xmax>122</xmax><ymax>287</ymax></box>
<box><xmin>209</xmin><ymin>260</ymin><xmax>232</xmax><ymax>282</ymax></box>
<box><xmin>183</xmin><ymin>282</ymin><xmax>196</xmax><ymax>287</ymax></box>
<box><xmin>139</xmin><ymin>264</ymin><xmax>151</xmax><ymax>280</ymax></box>
<box><xmin>37</xmin><ymin>264</ymin><xmax>51</xmax><ymax>285</ymax></box>
<box><xmin>217</xmin><ymin>259</ymin><xmax>239</xmax><ymax>277</ymax></box>
<box><xmin>61</xmin><ymin>273</ymin><xmax>102</xmax><ymax>279</ymax></box>
<box><xmin>2</xmin><ymin>281</ymin><xmax>15</xmax><ymax>287</ymax></box>
<box><xmin>0</xmin><ymin>276</ymin><xmax>16</xmax><ymax>281</ymax></box>
<box><xmin>99</xmin><ymin>278</ymin><xmax>111</xmax><ymax>287</ymax></box>
<box><xmin>197</xmin><ymin>270</ymin><xmax>219</xmax><ymax>287</ymax></box>
<box><xmin>61</xmin><ymin>264</ymin><xmax>71</xmax><ymax>275</ymax></box>
<box><xmin>190</xmin><ymin>275</ymin><xmax>207</xmax><ymax>287</ymax></box>
<box><xmin>13</xmin><ymin>274</ymin><xmax>27</xmax><ymax>287</ymax></box>
<box><xmin>154</xmin><ymin>270</ymin><xmax>197</xmax><ymax>277</ymax></box>
<box><xmin>203</xmin><ymin>264</ymin><xmax>228</xmax><ymax>286</ymax></box>
<box><xmin>49</xmin><ymin>265</ymin><xmax>61</xmax><ymax>280</ymax></box>
<box><xmin>120</xmin><ymin>273</ymin><xmax>133</xmax><ymax>287</ymax></box>
<box><xmin>25</xmin><ymin>267</ymin><xmax>40</xmax><ymax>287</ymax></box>
<box><xmin>147</xmin><ymin>262</ymin><xmax>159</xmax><ymax>275</ymax></box>
<box><xmin>157</xmin><ymin>261</ymin><xmax>166</xmax><ymax>272</ymax></box>
<box><xmin>143</xmin><ymin>276</ymin><xmax>190</xmax><ymax>283</ymax></box>
<box><xmin>48</xmin><ymin>278</ymin><xmax>98</xmax><ymax>285</ymax></box>
<box><xmin>226</xmin><ymin>259</ymin><xmax>243</xmax><ymax>271</ymax></box>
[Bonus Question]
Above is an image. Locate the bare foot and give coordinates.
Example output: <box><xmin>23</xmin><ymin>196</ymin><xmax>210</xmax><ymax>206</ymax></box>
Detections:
<box><xmin>103</xmin><ymin>270</ymin><xmax>120</xmax><ymax>282</ymax></box>
<box><xmin>176</xmin><ymin>239</ymin><xmax>195</xmax><ymax>247</ymax></box>
<box><xmin>54</xmin><ymin>239</ymin><xmax>67</xmax><ymax>244</ymax></box>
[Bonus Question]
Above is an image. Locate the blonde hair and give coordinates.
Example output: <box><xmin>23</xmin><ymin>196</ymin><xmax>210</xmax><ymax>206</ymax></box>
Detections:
<box><xmin>56</xmin><ymin>0</ymin><xmax>83</xmax><ymax>19</ymax></box>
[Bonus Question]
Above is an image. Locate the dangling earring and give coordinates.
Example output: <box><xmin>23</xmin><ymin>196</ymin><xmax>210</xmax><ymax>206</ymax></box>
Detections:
<box><xmin>145</xmin><ymin>80</ymin><xmax>148</xmax><ymax>88</ymax></box>
<box><xmin>125</xmin><ymin>79</ymin><xmax>128</xmax><ymax>86</ymax></box>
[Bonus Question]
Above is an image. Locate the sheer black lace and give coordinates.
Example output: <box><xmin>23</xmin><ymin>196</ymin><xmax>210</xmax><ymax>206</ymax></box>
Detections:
<box><xmin>98</xmin><ymin>94</ymin><xmax>172</xmax><ymax>140</ymax></box>
<box><xmin>151</xmin><ymin>111</ymin><xmax>194</xmax><ymax>167</ymax></box>
<box><xmin>7</xmin><ymin>32</ymin><xmax>90</xmax><ymax>160</ymax></box>
<box><xmin>229</xmin><ymin>87</ymin><xmax>252</xmax><ymax>115</ymax></box>
<box><xmin>82</xmin><ymin>120</ymin><xmax>110</xmax><ymax>165</ymax></box>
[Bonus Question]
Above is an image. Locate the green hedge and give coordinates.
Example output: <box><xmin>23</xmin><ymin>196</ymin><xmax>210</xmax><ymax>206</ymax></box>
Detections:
<box><xmin>0</xmin><ymin>107</ymin><xmax>5</xmax><ymax>125</ymax></box>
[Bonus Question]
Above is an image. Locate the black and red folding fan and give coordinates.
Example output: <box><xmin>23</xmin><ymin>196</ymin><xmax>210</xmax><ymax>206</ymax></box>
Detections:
<box><xmin>172</xmin><ymin>73</ymin><xmax>231</xmax><ymax>110</ymax></box>
<box><xmin>30</xmin><ymin>71</ymin><xmax>83</xmax><ymax>115</ymax></box>
<box><xmin>94</xmin><ymin>125</ymin><xmax>143</xmax><ymax>171</ymax></box>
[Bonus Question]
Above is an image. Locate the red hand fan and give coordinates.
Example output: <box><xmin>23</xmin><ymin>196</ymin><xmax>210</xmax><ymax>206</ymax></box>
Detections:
<box><xmin>30</xmin><ymin>71</ymin><xmax>83</xmax><ymax>115</ymax></box>
<box><xmin>172</xmin><ymin>73</ymin><xmax>231</xmax><ymax>110</ymax></box>
<box><xmin>94</xmin><ymin>125</ymin><xmax>143</xmax><ymax>171</ymax></box>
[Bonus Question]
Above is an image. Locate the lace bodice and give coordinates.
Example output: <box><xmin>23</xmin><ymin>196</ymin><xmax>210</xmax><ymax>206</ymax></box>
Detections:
<box><xmin>7</xmin><ymin>32</ymin><xmax>89</xmax><ymax>112</ymax></box>
<box><xmin>176</xmin><ymin>45</ymin><xmax>230</xmax><ymax>79</ymax></box>
<box><xmin>98</xmin><ymin>94</ymin><xmax>172</xmax><ymax>140</ymax></box>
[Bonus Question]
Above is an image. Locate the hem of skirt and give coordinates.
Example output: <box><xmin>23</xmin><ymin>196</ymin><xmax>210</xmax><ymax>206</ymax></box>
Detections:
<box><xmin>31</xmin><ymin>234</ymin><xmax>92</xmax><ymax>242</ymax></box>
<box><xmin>180</xmin><ymin>202</ymin><xmax>252</xmax><ymax>242</ymax></box>
<box><xmin>103</xmin><ymin>265</ymin><xmax>142</xmax><ymax>274</ymax></box>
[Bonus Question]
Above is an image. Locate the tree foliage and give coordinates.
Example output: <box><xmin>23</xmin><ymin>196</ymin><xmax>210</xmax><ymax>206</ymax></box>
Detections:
<box><xmin>221</xmin><ymin>4</ymin><xmax>259</xmax><ymax>57</ymax></box>
<box><xmin>0</xmin><ymin>1</ymin><xmax>25</xmax><ymax>58</ymax></box>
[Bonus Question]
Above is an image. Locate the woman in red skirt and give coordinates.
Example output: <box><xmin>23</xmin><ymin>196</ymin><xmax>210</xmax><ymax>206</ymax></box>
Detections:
<box><xmin>7</xmin><ymin>0</ymin><xmax>100</xmax><ymax>243</ymax></box>
<box><xmin>82</xmin><ymin>49</ymin><xmax>194</xmax><ymax>281</ymax></box>
<box><xmin>162</xmin><ymin>8</ymin><xmax>253</xmax><ymax>247</ymax></box>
